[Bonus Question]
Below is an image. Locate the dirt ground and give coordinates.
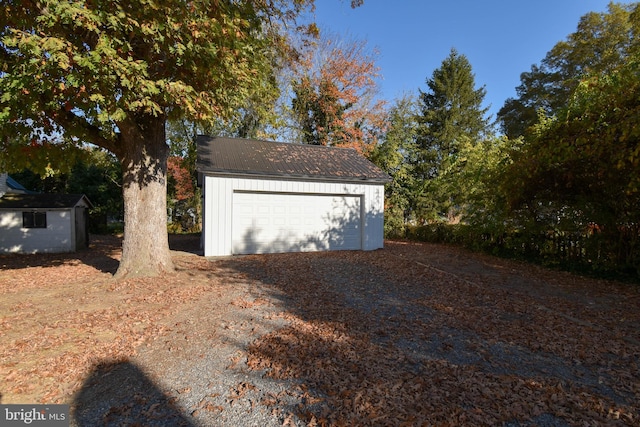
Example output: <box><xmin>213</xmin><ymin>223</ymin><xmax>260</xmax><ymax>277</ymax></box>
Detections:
<box><xmin>1</xmin><ymin>235</ymin><xmax>639</xmax><ymax>426</ymax></box>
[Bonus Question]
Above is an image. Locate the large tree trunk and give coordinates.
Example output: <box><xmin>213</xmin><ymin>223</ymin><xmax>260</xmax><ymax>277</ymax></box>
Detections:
<box><xmin>115</xmin><ymin>117</ymin><xmax>174</xmax><ymax>279</ymax></box>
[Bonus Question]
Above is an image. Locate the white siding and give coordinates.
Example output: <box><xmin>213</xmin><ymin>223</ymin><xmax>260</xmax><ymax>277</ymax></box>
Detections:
<box><xmin>0</xmin><ymin>209</ymin><xmax>75</xmax><ymax>253</ymax></box>
<box><xmin>0</xmin><ymin>173</ymin><xmax>7</xmax><ymax>197</ymax></box>
<box><xmin>202</xmin><ymin>176</ymin><xmax>385</xmax><ymax>256</ymax></box>
<box><xmin>232</xmin><ymin>192</ymin><xmax>362</xmax><ymax>254</ymax></box>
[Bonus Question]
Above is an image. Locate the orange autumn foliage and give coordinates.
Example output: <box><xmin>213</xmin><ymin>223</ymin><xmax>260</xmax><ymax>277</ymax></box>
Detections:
<box><xmin>167</xmin><ymin>156</ymin><xmax>194</xmax><ymax>201</ymax></box>
<box><xmin>292</xmin><ymin>37</ymin><xmax>386</xmax><ymax>156</ymax></box>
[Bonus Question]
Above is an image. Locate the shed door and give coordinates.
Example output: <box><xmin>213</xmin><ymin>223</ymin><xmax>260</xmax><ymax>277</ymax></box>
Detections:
<box><xmin>232</xmin><ymin>192</ymin><xmax>362</xmax><ymax>255</ymax></box>
<box><xmin>74</xmin><ymin>206</ymin><xmax>89</xmax><ymax>250</ymax></box>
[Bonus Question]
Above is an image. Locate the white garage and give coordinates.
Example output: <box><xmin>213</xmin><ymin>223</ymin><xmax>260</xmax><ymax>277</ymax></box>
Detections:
<box><xmin>232</xmin><ymin>192</ymin><xmax>362</xmax><ymax>254</ymax></box>
<box><xmin>196</xmin><ymin>136</ymin><xmax>390</xmax><ymax>257</ymax></box>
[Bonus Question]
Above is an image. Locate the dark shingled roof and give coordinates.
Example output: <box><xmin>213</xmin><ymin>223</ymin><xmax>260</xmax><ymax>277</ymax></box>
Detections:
<box><xmin>196</xmin><ymin>136</ymin><xmax>391</xmax><ymax>183</ymax></box>
<box><xmin>0</xmin><ymin>193</ymin><xmax>92</xmax><ymax>210</ymax></box>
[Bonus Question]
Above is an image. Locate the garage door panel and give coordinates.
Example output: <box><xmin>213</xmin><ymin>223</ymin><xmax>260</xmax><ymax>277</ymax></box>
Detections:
<box><xmin>232</xmin><ymin>192</ymin><xmax>361</xmax><ymax>255</ymax></box>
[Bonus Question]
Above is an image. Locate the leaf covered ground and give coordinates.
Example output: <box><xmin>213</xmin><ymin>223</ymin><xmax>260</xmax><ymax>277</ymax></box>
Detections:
<box><xmin>1</xmin><ymin>236</ymin><xmax>639</xmax><ymax>426</ymax></box>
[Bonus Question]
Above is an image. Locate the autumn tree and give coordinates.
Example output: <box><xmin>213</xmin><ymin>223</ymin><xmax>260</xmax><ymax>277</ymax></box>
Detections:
<box><xmin>290</xmin><ymin>35</ymin><xmax>386</xmax><ymax>155</ymax></box>
<box><xmin>0</xmin><ymin>0</ymin><xmax>314</xmax><ymax>278</ymax></box>
<box><xmin>414</xmin><ymin>48</ymin><xmax>492</xmax><ymax>223</ymax></box>
<box><xmin>497</xmin><ymin>2</ymin><xmax>637</xmax><ymax>138</ymax></box>
<box><xmin>167</xmin><ymin>155</ymin><xmax>199</xmax><ymax>232</ymax></box>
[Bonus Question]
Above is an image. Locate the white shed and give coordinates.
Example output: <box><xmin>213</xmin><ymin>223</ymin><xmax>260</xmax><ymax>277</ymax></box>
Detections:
<box><xmin>0</xmin><ymin>193</ymin><xmax>92</xmax><ymax>254</ymax></box>
<box><xmin>196</xmin><ymin>136</ymin><xmax>390</xmax><ymax>257</ymax></box>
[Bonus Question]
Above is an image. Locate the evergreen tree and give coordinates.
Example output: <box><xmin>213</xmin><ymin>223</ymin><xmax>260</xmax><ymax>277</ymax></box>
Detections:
<box><xmin>370</xmin><ymin>95</ymin><xmax>419</xmax><ymax>235</ymax></box>
<box><xmin>414</xmin><ymin>48</ymin><xmax>491</xmax><ymax>223</ymax></box>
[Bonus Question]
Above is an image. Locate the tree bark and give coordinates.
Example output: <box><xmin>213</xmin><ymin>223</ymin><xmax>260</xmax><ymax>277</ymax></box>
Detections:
<box><xmin>114</xmin><ymin>116</ymin><xmax>174</xmax><ymax>279</ymax></box>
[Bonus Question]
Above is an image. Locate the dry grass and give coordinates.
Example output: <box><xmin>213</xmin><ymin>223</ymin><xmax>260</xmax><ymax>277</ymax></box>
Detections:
<box><xmin>0</xmin><ymin>235</ymin><xmax>215</xmax><ymax>404</ymax></box>
<box><xmin>1</xmin><ymin>236</ymin><xmax>639</xmax><ymax>426</ymax></box>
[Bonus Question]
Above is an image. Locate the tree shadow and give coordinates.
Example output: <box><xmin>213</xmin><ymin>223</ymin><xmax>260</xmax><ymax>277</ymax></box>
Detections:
<box><xmin>215</xmin><ymin>249</ymin><xmax>632</xmax><ymax>426</ymax></box>
<box><xmin>232</xmin><ymin>195</ymin><xmax>370</xmax><ymax>255</ymax></box>
<box><xmin>0</xmin><ymin>234</ymin><xmax>120</xmax><ymax>274</ymax></box>
<box><xmin>72</xmin><ymin>359</ymin><xmax>194</xmax><ymax>427</ymax></box>
<box><xmin>216</xmin><ymin>252</ymin><xmax>431</xmax><ymax>425</ymax></box>
<box><xmin>168</xmin><ymin>233</ymin><xmax>203</xmax><ymax>255</ymax></box>
<box><xmin>0</xmin><ymin>233</ymin><xmax>203</xmax><ymax>275</ymax></box>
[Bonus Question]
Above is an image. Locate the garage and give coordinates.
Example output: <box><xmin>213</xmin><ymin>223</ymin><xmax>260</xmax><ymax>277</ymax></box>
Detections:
<box><xmin>232</xmin><ymin>192</ymin><xmax>362</xmax><ymax>254</ymax></box>
<box><xmin>196</xmin><ymin>136</ymin><xmax>390</xmax><ymax>257</ymax></box>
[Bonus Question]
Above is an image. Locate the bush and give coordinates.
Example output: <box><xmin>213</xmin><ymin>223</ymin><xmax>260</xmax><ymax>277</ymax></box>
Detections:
<box><xmin>402</xmin><ymin>222</ymin><xmax>639</xmax><ymax>283</ymax></box>
<box><xmin>406</xmin><ymin>223</ymin><xmax>469</xmax><ymax>244</ymax></box>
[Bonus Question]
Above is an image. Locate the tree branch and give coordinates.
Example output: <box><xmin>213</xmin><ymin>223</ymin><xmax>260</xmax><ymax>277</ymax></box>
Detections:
<box><xmin>54</xmin><ymin>108</ymin><xmax>122</xmax><ymax>156</ymax></box>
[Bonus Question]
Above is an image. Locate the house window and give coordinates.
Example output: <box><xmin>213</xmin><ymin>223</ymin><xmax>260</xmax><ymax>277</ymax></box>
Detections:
<box><xmin>23</xmin><ymin>211</ymin><xmax>47</xmax><ymax>228</ymax></box>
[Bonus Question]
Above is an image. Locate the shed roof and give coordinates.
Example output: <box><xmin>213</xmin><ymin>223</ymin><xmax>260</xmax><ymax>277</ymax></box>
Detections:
<box><xmin>196</xmin><ymin>136</ymin><xmax>390</xmax><ymax>183</ymax></box>
<box><xmin>0</xmin><ymin>193</ymin><xmax>92</xmax><ymax>210</ymax></box>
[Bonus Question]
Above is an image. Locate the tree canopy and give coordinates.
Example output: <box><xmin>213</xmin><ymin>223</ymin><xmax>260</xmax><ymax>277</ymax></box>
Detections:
<box><xmin>0</xmin><ymin>0</ymin><xmax>314</xmax><ymax>278</ymax></box>
<box><xmin>467</xmin><ymin>2</ymin><xmax>640</xmax><ymax>276</ymax></box>
<box><xmin>501</xmin><ymin>43</ymin><xmax>640</xmax><ymax>240</ymax></box>
<box><xmin>497</xmin><ymin>2</ymin><xmax>638</xmax><ymax>138</ymax></box>
<box><xmin>290</xmin><ymin>35</ymin><xmax>386</xmax><ymax>154</ymax></box>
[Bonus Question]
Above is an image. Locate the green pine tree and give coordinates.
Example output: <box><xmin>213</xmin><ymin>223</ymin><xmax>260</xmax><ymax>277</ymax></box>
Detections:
<box><xmin>414</xmin><ymin>48</ymin><xmax>491</xmax><ymax>223</ymax></box>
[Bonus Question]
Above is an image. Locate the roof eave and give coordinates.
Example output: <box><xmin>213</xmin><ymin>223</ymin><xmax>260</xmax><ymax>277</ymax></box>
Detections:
<box><xmin>199</xmin><ymin>169</ymin><xmax>391</xmax><ymax>185</ymax></box>
<box><xmin>0</xmin><ymin>194</ymin><xmax>94</xmax><ymax>210</ymax></box>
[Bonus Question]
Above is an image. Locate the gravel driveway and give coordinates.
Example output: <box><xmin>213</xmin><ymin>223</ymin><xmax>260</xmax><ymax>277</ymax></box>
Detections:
<box><xmin>71</xmin><ymin>240</ymin><xmax>640</xmax><ymax>426</ymax></box>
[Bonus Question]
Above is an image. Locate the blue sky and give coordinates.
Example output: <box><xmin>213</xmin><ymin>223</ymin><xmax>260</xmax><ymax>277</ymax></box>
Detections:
<box><xmin>313</xmin><ymin>0</ymin><xmax>615</xmax><ymax>119</ymax></box>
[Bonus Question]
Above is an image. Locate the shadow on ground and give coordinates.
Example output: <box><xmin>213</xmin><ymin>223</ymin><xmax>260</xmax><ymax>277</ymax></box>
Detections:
<box><xmin>168</xmin><ymin>233</ymin><xmax>202</xmax><ymax>255</ymax></box>
<box><xmin>72</xmin><ymin>360</ymin><xmax>194</xmax><ymax>427</ymax></box>
<box><xmin>0</xmin><ymin>234</ymin><xmax>120</xmax><ymax>274</ymax></box>
<box><xmin>0</xmin><ymin>233</ymin><xmax>202</xmax><ymax>274</ymax></box>
<box><xmin>215</xmin><ymin>246</ymin><xmax>639</xmax><ymax>426</ymax></box>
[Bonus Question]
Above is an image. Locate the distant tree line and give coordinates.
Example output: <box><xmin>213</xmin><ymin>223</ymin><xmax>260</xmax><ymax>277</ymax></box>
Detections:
<box><xmin>371</xmin><ymin>3</ymin><xmax>640</xmax><ymax>280</ymax></box>
<box><xmin>11</xmin><ymin>146</ymin><xmax>199</xmax><ymax>234</ymax></box>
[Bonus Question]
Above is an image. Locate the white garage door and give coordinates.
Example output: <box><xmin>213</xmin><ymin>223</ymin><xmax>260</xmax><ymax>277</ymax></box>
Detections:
<box><xmin>232</xmin><ymin>192</ymin><xmax>362</xmax><ymax>254</ymax></box>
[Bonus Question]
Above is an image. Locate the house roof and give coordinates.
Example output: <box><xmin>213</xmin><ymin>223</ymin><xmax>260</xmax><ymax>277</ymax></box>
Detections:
<box><xmin>0</xmin><ymin>193</ymin><xmax>92</xmax><ymax>210</ymax></box>
<box><xmin>196</xmin><ymin>136</ymin><xmax>391</xmax><ymax>183</ymax></box>
<box><xmin>6</xmin><ymin>175</ymin><xmax>32</xmax><ymax>193</ymax></box>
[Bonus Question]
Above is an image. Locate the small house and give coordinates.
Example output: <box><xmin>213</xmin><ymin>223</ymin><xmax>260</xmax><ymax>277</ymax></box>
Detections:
<box><xmin>0</xmin><ymin>181</ymin><xmax>93</xmax><ymax>254</ymax></box>
<box><xmin>196</xmin><ymin>136</ymin><xmax>390</xmax><ymax>256</ymax></box>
